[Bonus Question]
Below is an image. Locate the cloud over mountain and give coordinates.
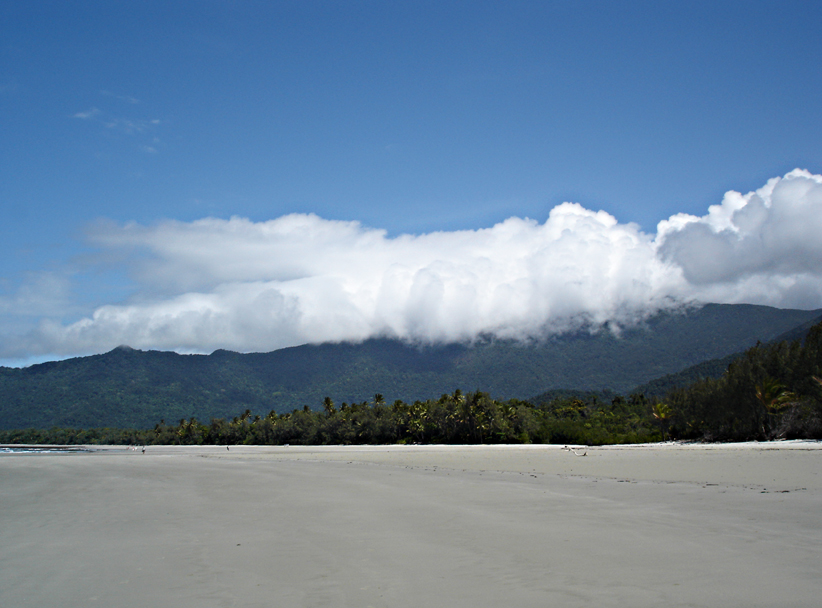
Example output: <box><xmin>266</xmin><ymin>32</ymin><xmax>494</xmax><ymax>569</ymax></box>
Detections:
<box><xmin>8</xmin><ymin>170</ymin><xmax>822</xmax><ymax>358</ymax></box>
<box><xmin>657</xmin><ymin>169</ymin><xmax>822</xmax><ymax>307</ymax></box>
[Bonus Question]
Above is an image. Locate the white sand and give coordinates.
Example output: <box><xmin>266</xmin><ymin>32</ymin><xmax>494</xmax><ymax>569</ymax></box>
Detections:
<box><xmin>2</xmin><ymin>441</ymin><xmax>821</xmax><ymax>607</ymax></box>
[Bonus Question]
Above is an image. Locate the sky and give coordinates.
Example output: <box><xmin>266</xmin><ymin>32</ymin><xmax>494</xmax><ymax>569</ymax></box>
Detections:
<box><xmin>2</xmin><ymin>1</ymin><xmax>822</xmax><ymax>366</ymax></box>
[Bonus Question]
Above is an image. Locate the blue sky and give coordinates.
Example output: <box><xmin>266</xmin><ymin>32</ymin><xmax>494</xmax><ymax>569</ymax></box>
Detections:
<box><xmin>2</xmin><ymin>1</ymin><xmax>822</xmax><ymax>366</ymax></box>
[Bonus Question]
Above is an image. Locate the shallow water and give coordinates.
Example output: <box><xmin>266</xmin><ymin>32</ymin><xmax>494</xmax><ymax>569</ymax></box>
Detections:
<box><xmin>0</xmin><ymin>446</ymin><xmax>91</xmax><ymax>454</ymax></box>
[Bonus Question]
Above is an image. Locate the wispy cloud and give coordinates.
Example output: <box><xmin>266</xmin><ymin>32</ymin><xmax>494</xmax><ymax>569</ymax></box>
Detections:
<box><xmin>103</xmin><ymin>117</ymin><xmax>159</xmax><ymax>134</ymax></box>
<box><xmin>72</xmin><ymin>100</ymin><xmax>162</xmax><ymax>150</ymax></box>
<box><xmin>4</xmin><ymin>170</ymin><xmax>821</xmax><ymax>359</ymax></box>
<box><xmin>100</xmin><ymin>90</ymin><xmax>140</xmax><ymax>104</ymax></box>
<box><xmin>73</xmin><ymin>107</ymin><xmax>100</xmax><ymax>120</ymax></box>
<box><xmin>0</xmin><ymin>272</ymin><xmax>73</xmax><ymax>317</ymax></box>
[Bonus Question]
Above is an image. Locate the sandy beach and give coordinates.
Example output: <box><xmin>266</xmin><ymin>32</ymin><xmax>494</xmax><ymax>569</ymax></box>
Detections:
<box><xmin>2</xmin><ymin>442</ymin><xmax>821</xmax><ymax>607</ymax></box>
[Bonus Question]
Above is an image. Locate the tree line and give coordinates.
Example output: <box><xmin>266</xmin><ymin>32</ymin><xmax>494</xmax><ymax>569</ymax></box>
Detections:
<box><xmin>1</xmin><ymin>389</ymin><xmax>658</xmax><ymax>446</ymax></box>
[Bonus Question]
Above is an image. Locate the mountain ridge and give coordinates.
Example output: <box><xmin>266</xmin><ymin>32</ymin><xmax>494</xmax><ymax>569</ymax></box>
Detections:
<box><xmin>1</xmin><ymin>303</ymin><xmax>820</xmax><ymax>429</ymax></box>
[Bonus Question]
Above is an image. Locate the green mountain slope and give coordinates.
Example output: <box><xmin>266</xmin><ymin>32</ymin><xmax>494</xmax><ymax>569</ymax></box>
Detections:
<box><xmin>630</xmin><ymin>312</ymin><xmax>822</xmax><ymax>397</ymax></box>
<box><xmin>1</xmin><ymin>303</ymin><xmax>819</xmax><ymax>429</ymax></box>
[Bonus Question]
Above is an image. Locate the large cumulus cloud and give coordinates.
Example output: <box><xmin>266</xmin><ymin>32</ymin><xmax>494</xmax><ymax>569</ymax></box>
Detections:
<box><xmin>6</xmin><ymin>170</ymin><xmax>822</xmax><ymax>358</ymax></box>
<box><xmin>657</xmin><ymin>169</ymin><xmax>822</xmax><ymax>308</ymax></box>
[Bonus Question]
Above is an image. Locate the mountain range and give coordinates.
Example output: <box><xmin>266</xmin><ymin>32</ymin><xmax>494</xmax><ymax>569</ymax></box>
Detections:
<box><xmin>1</xmin><ymin>303</ymin><xmax>820</xmax><ymax>430</ymax></box>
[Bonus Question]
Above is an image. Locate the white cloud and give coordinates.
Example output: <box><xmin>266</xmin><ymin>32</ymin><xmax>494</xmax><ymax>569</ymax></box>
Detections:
<box><xmin>657</xmin><ymin>169</ymin><xmax>822</xmax><ymax>307</ymax></box>
<box><xmin>73</xmin><ymin>107</ymin><xmax>100</xmax><ymax>120</ymax></box>
<box><xmin>4</xmin><ymin>170</ymin><xmax>822</xmax><ymax>359</ymax></box>
<box><xmin>78</xmin><ymin>206</ymin><xmax>684</xmax><ymax>348</ymax></box>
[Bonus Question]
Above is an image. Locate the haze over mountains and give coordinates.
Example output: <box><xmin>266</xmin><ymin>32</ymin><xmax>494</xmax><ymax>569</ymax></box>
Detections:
<box><xmin>2</xmin><ymin>303</ymin><xmax>819</xmax><ymax>430</ymax></box>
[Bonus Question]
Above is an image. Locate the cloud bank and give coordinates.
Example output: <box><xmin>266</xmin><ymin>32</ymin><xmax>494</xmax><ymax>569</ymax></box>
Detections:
<box><xmin>8</xmin><ymin>170</ymin><xmax>822</xmax><ymax>358</ymax></box>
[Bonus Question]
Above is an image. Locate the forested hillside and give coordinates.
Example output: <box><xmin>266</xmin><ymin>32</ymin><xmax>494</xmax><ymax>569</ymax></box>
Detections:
<box><xmin>665</xmin><ymin>321</ymin><xmax>822</xmax><ymax>440</ymax></box>
<box><xmin>4</xmin><ymin>319</ymin><xmax>820</xmax><ymax>446</ymax></box>
<box><xmin>1</xmin><ymin>303</ymin><xmax>819</xmax><ymax>430</ymax></box>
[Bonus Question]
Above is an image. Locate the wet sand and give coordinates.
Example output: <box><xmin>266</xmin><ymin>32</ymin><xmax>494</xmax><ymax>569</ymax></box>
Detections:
<box><xmin>2</xmin><ymin>442</ymin><xmax>821</xmax><ymax>607</ymax></box>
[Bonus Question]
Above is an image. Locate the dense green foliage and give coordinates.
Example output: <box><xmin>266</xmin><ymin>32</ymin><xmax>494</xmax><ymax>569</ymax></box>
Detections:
<box><xmin>634</xmin><ymin>312</ymin><xmax>822</xmax><ymax>397</ymax></box>
<box><xmin>0</xmin><ymin>390</ymin><xmax>661</xmax><ymax>447</ymax></box>
<box><xmin>664</xmin><ymin>322</ymin><xmax>822</xmax><ymax>441</ymax></box>
<box><xmin>630</xmin><ymin>352</ymin><xmax>742</xmax><ymax>397</ymax></box>
<box><xmin>2</xmin><ymin>304</ymin><xmax>819</xmax><ymax>430</ymax></box>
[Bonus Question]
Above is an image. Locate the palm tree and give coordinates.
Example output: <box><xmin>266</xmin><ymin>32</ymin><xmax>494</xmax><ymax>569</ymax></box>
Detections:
<box><xmin>755</xmin><ymin>376</ymin><xmax>796</xmax><ymax>436</ymax></box>
<box><xmin>651</xmin><ymin>402</ymin><xmax>674</xmax><ymax>442</ymax></box>
<box><xmin>408</xmin><ymin>402</ymin><xmax>428</xmax><ymax>443</ymax></box>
